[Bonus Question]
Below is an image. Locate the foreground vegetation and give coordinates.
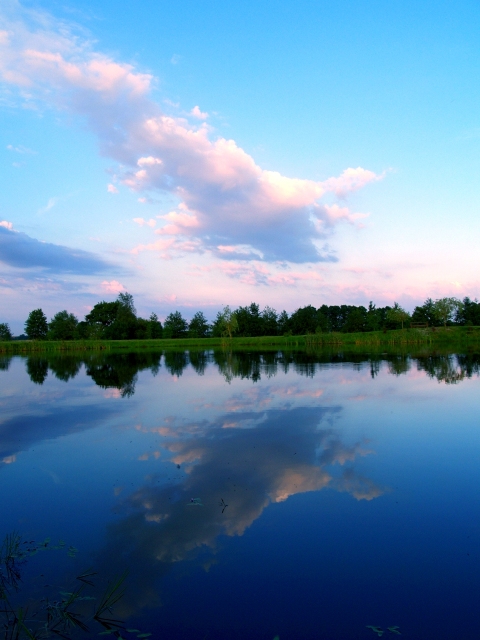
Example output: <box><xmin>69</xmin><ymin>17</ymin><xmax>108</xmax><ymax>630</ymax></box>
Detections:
<box><xmin>2</xmin><ymin>325</ymin><xmax>480</xmax><ymax>355</ymax></box>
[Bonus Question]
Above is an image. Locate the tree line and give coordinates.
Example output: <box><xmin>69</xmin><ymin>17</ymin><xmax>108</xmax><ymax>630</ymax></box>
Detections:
<box><xmin>1</xmin><ymin>294</ymin><xmax>480</xmax><ymax>342</ymax></box>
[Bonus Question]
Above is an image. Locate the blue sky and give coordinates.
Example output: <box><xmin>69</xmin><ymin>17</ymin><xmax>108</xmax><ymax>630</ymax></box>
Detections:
<box><xmin>1</xmin><ymin>0</ymin><xmax>479</xmax><ymax>332</ymax></box>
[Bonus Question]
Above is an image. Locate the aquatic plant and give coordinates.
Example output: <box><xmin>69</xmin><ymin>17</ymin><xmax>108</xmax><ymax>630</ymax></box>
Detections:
<box><xmin>0</xmin><ymin>532</ymin><xmax>147</xmax><ymax>640</ymax></box>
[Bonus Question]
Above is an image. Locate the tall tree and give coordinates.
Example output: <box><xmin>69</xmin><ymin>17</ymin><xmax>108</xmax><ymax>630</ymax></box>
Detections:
<box><xmin>386</xmin><ymin>303</ymin><xmax>410</xmax><ymax>329</ymax></box>
<box><xmin>188</xmin><ymin>311</ymin><xmax>210</xmax><ymax>338</ymax></box>
<box><xmin>147</xmin><ymin>312</ymin><xmax>163</xmax><ymax>338</ymax></box>
<box><xmin>261</xmin><ymin>306</ymin><xmax>278</xmax><ymax>336</ymax></box>
<box><xmin>411</xmin><ymin>298</ymin><xmax>438</xmax><ymax>326</ymax></box>
<box><xmin>25</xmin><ymin>309</ymin><xmax>48</xmax><ymax>340</ymax></box>
<box><xmin>277</xmin><ymin>310</ymin><xmax>290</xmax><ymax>335</ymax></box>
<box><xmin>433</xmin><ymin>297</ymin><xmax>462</xmax><ymax>328</ymax></box>
<box><xmin>85</xmin><ymin>301</ymin><xmax>120</xmax><ymax>328</ymax></box>
<box><xmin>163</xmin><ymin>311</ymin><xmax>189</xmax><ymax>339</ymax></box>
<box><xmin>457</xmin><ymin>297</ymin><xmax>480</xmax><ymax>326</ymax></box>
<box><xmin>117</xmin><ymin>292</ymin><xmax>136</xmax><ymax>315</ymax></box>
<box><xmin>213</xmin><ymin>306</ymin><xmax>238</xmax><ymax>339</ymax></box>
<box><xmin>48</xmin><ymin>311</ymin><xmax>78</xmax><ymax>340</ymax></box>
<box><xmin>0</xmin><ymin>323</ymin><xmax>12</xmax><ymax>341</ymax></box>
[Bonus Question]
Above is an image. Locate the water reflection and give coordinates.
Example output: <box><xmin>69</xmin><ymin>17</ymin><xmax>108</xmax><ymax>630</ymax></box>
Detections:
<box><xmin>9</xmin><ymin>349</ymin><xmax>480</xmax><ymax>393</ymax></box>
<box><xmin>1</xmin><ymin>348</ymin><xmax>480</xmax><ymax>638</ymax></box>
<box><xmin>96</xmin><ymin>405</ymin><xmax>385</xmax><ymax>616</ymax></box>
<box><xmin>0</xmin><ymin>404</ymin><xmax>116</xmax><ymax>463</ymax></box>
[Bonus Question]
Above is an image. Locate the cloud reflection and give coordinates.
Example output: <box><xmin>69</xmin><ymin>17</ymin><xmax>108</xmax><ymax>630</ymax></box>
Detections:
<box><xmin>97</xmin><ymin>406</ymin><xmax>385</xmax><ymax>615</ymax></box>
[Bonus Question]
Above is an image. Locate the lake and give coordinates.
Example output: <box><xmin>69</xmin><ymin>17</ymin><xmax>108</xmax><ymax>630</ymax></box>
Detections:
<box><xmin>1</xmin><ymin>349</ymin><xmax>479</xmax><ymax>639</ymax></box>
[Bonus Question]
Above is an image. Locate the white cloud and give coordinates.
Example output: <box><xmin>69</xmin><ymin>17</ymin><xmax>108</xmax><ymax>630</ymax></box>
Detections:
<box><xmin>101</xmin><ymin>280</ymin><xmax>125</xmax><ymax>293</ymax></box>
<box><xmin>133</xmin><ymin>217</ymin><xmax>156</xmax><ymax>228</ymax></box>
<box><xmin>0</xmin><ymin>3</ymin><xmax>384</xmax><ymax>264</ymax></box>
<box><xmin>37</xmin><ymin>196</ymin><xmax>58</xmax><ymax>214</ymax></box>
<box><xmin>190</xmin><ymin>105</ymin><xmax>208</xmax><ymax>120</ymax></box>
<box><xmin>7</xmin><ymin>143</ymin><xmax>36</xmax><ymax>154</ymax></box>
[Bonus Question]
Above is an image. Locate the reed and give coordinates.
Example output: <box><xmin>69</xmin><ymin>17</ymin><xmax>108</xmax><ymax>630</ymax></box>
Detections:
<box><xmin>1</xmin><ymin>326</ymin><xmax>480</xmax><ymax>354</ymax></box>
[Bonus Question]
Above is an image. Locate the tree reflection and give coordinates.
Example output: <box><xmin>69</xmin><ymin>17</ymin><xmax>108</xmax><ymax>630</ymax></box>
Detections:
<box><xmin>416</xmin><ymin>353</ymin><xmax>480</xmax><ymax>384</ymax></box>
<box><xmin>48</xmin><ymin>356</ymin><xmax>82</xmax><ymax>381</ymax></box>
<box><xmin>163</xmin><ymin>351</ymin><xmax>189</xmax><ymax>377</ymax></box>
<box><xmin>26</xmin><ymin>357</ymin><xmax>49</xmax><ymax>385</ymax></box>
<box><xmin>0</xmin><ymin>356</ymin><xmax>12</xmax><ymax>371</ymax></box>
<box><xmin>85</xmin><ymin>352</ymin><xmax>162</xmax><ymax>397</ymax></box>
<box><xmin>21</xmin><ymin>349</ymin><xmax>480</xmax><ymax>390</ymax></box>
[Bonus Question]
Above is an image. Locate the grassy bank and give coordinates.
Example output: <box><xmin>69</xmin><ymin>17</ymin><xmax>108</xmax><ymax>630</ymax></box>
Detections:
<box><xmin>2</xmin><ymin>326</ymin><xmax>480</xmax><ymax>355</ymax></box>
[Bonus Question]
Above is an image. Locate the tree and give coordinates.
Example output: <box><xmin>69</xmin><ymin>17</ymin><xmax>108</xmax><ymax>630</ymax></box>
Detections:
<box><xmin>85</xmin><ymin>301</ymin><xmax>120</xmax><ymax>328</ymax></box>
<box><xmin>343</xmin><ymin>306</ymin><xmax>368</xmax><ymax>332</ymax></box>
<box><xmin>48</xmin><ymin>310</ymin><xmax>78</xmax><ymax>340</ymax></box>
<box><xmin>411</xmin><ymin>298</ymin><xmax>438</xmax><ymax>326</ymax></box>
<box><xmin>25</xmin><ymin>309</ymin><xmax>48</xmax><ymax>340</ymax></box>
<box><xmin>457</xmin><ymin>297</ymin><xmax>480</xmax><ymax>326</ymax></box>
<box><xmin>84</xmin><ymin>298</ymin><xmax>138</xmax><ymax>340</ymax></box>
<box><xmin>433</xmin><ymin>297</ymin><xmax>462</xmax><ymax>328</ymax></box>
<box><xmin>117</xmin><ymin>292</ymin><xmax>136</xmax><ymax>315</ymax></box>
<box><xmin>163</xmin><ymin>311</ymin><xmax>188</xmax><ymax>339</ymax></box>
<box><xmin>261</xmin><ymin>306</ymin><xmax>278</xmax><ymax>336</ymax></box>
<box><xmin>289</xmin><ymin>305</ymin><xmax>319</xmax><ymax>334</ymax></box>
<box><xmin>213</xmin><ymin>306</ymin><xmax>238</xmax><ymax>339</ymax></box>
<box><xmin>188</xmin><ymin>311</ymin><xmax>210</xmax><ymax>338</ymax></box>
<box><xmin>386</xmin><ymin>302</ymin><xmax>411</xmax><ymax>329</ymax></box>
<box><xmin>147</xmin><ymin>312</ymin><xmax>163</xmax><ymax>338</ymax></box>
<box><xmin>277</xmin><ymin>310</ymin><xmax>290</xmax><ymax>335</ymax></box>
<box><xmin>0</xmin><ymin>323</ymin><xmax>12</xmax><ymax>341</ymax></box>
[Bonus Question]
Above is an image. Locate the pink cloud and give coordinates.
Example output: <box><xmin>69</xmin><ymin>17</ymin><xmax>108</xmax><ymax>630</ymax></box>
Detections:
<box><xmin>107</xmin><ymin>183</ymin><xmax>118</xmax><ymax>194</ymax></box>
<box><xmin>155</xmin><ymin>209</ymin><xmax>200</xmax><ymax>236</ymax></box>
<box><xmin>322</xmin><ymin>167</ymin><xmax>385</xmax><ymax>197</ymax></box>
<box><xmin>101</xmin><ymin>279</ymin><xmax>125</xmax><ymax>293</ymax></box>
<box><xmin>0</xmin><ymin>220</ymin><xmax>13</xmax><ymax>230</ymax></box>
<box><xmin>133</xmin><ymin>217</ymin><xmax>156</xmax><ymax>228</ymax></box>
<box><xmin>190</xmin><ymin>105</ymin><xmax>208</xmax><ymax>120</ymax></box>
<box><xmin>131</xmin><ymin>237</ymin><xmax>202</xmax><ymax>259</ymax></box>
<box><xmin>0</xmin><ymin>5</ymin><xmax>384</xmax><ymax>265</ymax></box>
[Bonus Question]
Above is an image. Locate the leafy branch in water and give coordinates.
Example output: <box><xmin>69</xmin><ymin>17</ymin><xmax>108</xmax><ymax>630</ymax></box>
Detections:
<box><xmin>0</xmin><ymin>532</ymin><xmax>148</xmax><ymax>640</ymax></box>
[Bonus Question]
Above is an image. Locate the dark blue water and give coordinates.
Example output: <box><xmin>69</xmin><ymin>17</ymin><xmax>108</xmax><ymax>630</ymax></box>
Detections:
<box><xmin>1</xmin><ymin>350</ymin><xmax>479</xmax><ymax>639</ymax></box>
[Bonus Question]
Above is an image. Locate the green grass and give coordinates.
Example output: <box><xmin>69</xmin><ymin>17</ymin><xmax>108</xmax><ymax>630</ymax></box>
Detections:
<box><xmin>2</xmin><ymin>326</ymin><xmax>480</xmax><ymax>354</ymax></box>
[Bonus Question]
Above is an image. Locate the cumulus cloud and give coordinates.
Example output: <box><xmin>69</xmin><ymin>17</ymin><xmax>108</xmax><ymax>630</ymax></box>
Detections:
<box><xmin>101</xmin><ymin>279</ymin><xmax>125</xmax><ymax>293</ymax></box>
<box><xmin>190</xmin><ymin>105</ymin><xmax>208</xmax><ymax>120</ymax></box>
<box><xmin>0</xmin><ymin>3</ymin><xmax>384</xmax><ymax>264</ymax></box>
<box><xmin>133</xmin><ymin>217</ymin><xmax>156</xmax><ymax>228</ymax></box>
<box><xmin>0</xmin><ymin>224</ymin><xmax>112</xmax><ymax>274</ymax></box>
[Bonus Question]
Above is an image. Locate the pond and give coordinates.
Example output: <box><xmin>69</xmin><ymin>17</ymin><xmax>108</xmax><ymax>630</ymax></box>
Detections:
<box><xmin>1</xmin><ymin>349</ymin><xmax>479</xmax><ymax>639</ymax></box>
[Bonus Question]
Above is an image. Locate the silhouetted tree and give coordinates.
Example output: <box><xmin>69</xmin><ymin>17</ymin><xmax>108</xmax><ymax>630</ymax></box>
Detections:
<box><xmin>48</xmin><ymin>311</ymin><xmax>78</xmax><ymax>340</ymax></box>
<box><xmin>188</xmin><ymin>311</ymin><xmax>210</xmax><ymax>338</ymax></box>
<box><xmin>163</xmin><ymin>311</ymin><xmax>188</xmax><ymax>339</ymax></box>
<box><xmin>0</xmin><ymin>322</ymin><xmax>12</xmax><ymax>341</ymax></box>
<box><xmin>25</xmin><ymin>309</ymin><xmax>48</xmax><ymax>340</ymax></box>
<box><xmin>147</xmin><ymin>312</ymin><xmax>163</xmax><ymax>338</ymax></box>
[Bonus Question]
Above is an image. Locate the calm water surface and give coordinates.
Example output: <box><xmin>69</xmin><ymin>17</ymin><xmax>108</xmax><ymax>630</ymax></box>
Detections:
<box><xmin>1</xmin><ymin>350</ymin><xmax>479</xmax><ymax>639</ymax></box>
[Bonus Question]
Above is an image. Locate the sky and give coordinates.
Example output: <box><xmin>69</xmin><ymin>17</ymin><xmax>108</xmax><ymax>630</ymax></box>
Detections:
<box><xmin>1</xmin><ymin>0</ymin><xmax>480</xmax><ymax>332</ymax></box>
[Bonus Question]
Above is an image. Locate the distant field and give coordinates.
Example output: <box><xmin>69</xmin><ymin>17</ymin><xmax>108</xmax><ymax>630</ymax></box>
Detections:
<box><xmin>2</xmin><ymin>326</ymin><xmax>480</xmax><ymax>354</ymax></box>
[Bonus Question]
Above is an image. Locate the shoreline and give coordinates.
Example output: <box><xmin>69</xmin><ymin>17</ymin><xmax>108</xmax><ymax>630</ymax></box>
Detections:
<box><xmin>2</xmin><ymin>326</ymin><xmax>480</xmax><ymax>355</ymax></box>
